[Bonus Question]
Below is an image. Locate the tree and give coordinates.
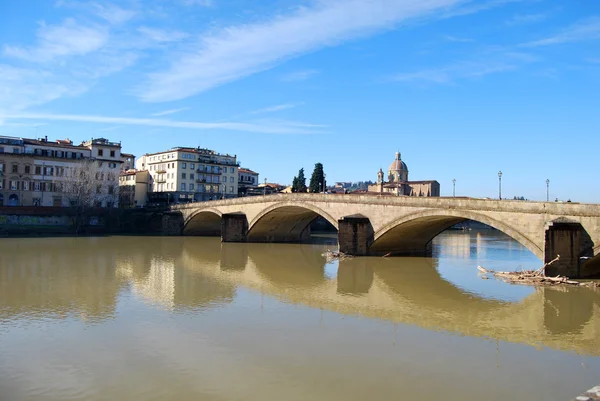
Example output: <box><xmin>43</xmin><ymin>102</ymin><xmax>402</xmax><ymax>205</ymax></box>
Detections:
<box><xmin>62</xmin><ymin>160</ymin><xmax>118</xmax><ymax>233</ymax></box>
<box><xmin>309</xmin><ymin>163</ymin><xmax>325</xmax><ymax>193</ymax></box>
<box><xmin>292</xmin><ymin>168</ymin><xmax>307</xmax><ymax>193</ymax></box>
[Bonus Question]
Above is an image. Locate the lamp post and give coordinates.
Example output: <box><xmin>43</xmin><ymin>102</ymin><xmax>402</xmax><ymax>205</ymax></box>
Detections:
<box><xmin>264</xmin><ymin>177</ymin><xmax>267</xmax><ymax>196</ymax></box>
<box><xmin>498</xmin><ymin>171</ymin><xmax>502</xmax><ymax>200</ymax></box>
<box><xmin>546</xmin><ymin>179</ymin><xmax>550</xmax><ymax>202</ymax></box>
<box><xmin>323</xmin><ymin>173</ymin><xmax>326</xmax><ymax>194</ymax></box>
<box><xmin>452</xmin><ymin>178</ymin><xmax>456</xmax><ymax>197</ymax></box>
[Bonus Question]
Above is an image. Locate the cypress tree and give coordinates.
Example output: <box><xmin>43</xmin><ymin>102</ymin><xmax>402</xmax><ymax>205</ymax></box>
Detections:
<box><xmin>309</xmin><ymin>163</ymin><xmax>325</xmax><ymax>193</ymax></box>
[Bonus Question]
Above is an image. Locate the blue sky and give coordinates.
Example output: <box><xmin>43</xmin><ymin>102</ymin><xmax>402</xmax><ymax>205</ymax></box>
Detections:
<box><xmin>0</xmin><ymin>0</ymin><xmax>599</xmax><ymax>201</ymax></box>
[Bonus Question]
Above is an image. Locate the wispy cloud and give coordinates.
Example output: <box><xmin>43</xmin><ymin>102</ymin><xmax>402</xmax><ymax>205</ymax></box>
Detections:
<box><xmin>0</xmin><ymin>65</ymin><xmax>85</xmax><ymax>113</ymax></box>
<box><xmin>505</xmin><ymin>13</ymin><xmax>547</xmax><ymax>26</ymax></box>
<box><xmin>443</xmin><ymin>35</ymin><xmax>473</xmax><ymax>42</ymax></box>
<box><xmin>521</xmin><ymin>17</ymin><xmax>600</xmax><ymax>47</ymax></box>
<box><xmin>151</xmin><ymin>107</ymin><xmax>191</xmax><ymax>116</ymax></box>
<box><xmin>91</xmin><ymin>3</ymin><xmax>137</xmax><ymax>25</ymax></box>
<box><xmin>280</xmin><ymin>69</ymin><xmax>320</xmax><ymax>82</ymax></box>
<box><xmin>137</xmin><ymin>0</ymin><xmax>467</xmax><ymax>102</ymax></box>
<box><xmin>3</xmin><ymin>18</ymin><xmax>109</xmax><ymax>62</ymax></box>
<box><xmin>138</xmin><ymin>26</ymin><xmax>189</xmax><ymax>43</ymax></box>
<box><xmin>182</xmin><ymin>0</ymin><xmax>214</xmax><ymax>6</ymax></box>
<box><xmin>392</xmin><ymin>53</ymin><xmax>532</xmax><ymax>85</ymax></box>
<box><xmin>5</xmin><ymin>113</ymin><xmax>325</xmax><ymax>135</ymax></box>
<box><xmin>248</xmin><ymin>103</ymin><xmax>302</xmax><ymax>115</ymax></box>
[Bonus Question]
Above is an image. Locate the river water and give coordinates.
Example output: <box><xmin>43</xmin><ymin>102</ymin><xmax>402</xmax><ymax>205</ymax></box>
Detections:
<box><xmin>1</xmin><ymin>231</ymin><xmax>599</xmax><ymax>401</ymax></box>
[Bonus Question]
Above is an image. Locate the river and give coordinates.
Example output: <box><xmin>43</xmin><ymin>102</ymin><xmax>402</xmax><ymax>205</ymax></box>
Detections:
<box><xmin>1</xmin><ymin>231</ymin><xmax>599</xmax><ymax>401</ymax></box>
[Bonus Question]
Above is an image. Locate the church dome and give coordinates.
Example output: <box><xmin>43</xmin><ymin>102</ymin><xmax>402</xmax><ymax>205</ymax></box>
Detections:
<box><xmin>388</xmin><ymin>152</ymin><xmax>408</xmax><ymax>172</ymax></box>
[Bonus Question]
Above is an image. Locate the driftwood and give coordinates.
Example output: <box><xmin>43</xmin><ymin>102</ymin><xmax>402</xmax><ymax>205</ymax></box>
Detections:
<box><xmin>323</xmin><ymin>250</ymin><xmax>352</xmax><ymax>262</ymax></box>
<box><xmin>477</xmin><ymin>255</ymin><xmax>600</xmax><ymax>288</ymax></box>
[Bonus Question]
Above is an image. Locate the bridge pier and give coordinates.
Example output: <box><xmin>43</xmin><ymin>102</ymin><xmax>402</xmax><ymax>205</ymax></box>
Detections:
<box><xmin>161</xmin><ymin>212</ymin><xmax>184</xmax><ymax>236</ymax></box>
<box><xmin>338</xmin><ymin>215</ymin><xmax>374</xmax><ymax>256</ymax></box>
<box><xmin>221</xmin><ymin>213</ymin><xmax>248</xmax><ymax>243</ymax></box>
<box><xmin>544</xmin><ymin>220</ymin><xmax>586</xmax><ymax>278</ymax></box>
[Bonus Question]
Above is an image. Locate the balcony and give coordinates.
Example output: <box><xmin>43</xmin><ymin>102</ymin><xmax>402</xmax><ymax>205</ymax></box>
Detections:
<box><xmin>156</xmin><ymin>169</ymin><xmax>167</xmax><ymax>174</ymax></box>
<box><xmin>155</xmin><ymin>178</ymin><xmax>167</xmax><ymax>183</ymax></box>
<box><xmin>196</xmin><ymin>178</ymin><xmax>206</xmax><ymax>183</ymax></box>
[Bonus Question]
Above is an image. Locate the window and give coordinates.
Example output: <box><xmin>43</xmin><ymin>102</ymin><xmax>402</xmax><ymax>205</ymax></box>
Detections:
<box><xmin>190</xmin><ymin>163</ymin><xmax>195</xmax><ymax>170</ymax></box>
<box><xmin>24</xmin><ymin>165</ymin><xmax>31</xmax><ymax>174</ymax></box>
<box><xmin>35</xmin><ymin>166</ymin><xmax>41</xmax><ymax>175</ymax></box>
<box><xmin>12</xmin><ymin>164</ymin><xmax>18</xmax><ymax>173</ymax></box>
<box><xmin>44</xmin><ymin>167</ymin><xmax>53</xmax><ymax>176</ymax></box>
<box><xmin>13</xmin><ymin>148</ymin><xmax>19</xmax><ymax>154</ymax></box>
<box><xmin>230</xmin><ymin>167</ymin><xmax>234</xmax><ymax>173</ymax></box>
<box><xmin>23</xmin><ymin>181</ymin><xmax>29</xmax><ymax>191</ymax></box>
<box><xmin>10</xmin><ymin>180</ymin><xmax>18</xmax><ymax>190</ymax></box>
<box><xmin>223</xmin><ymin>176</ymin><xmax>227</xmax><ymax>182</ymax></box>
<box><xmin>182</xmin><ymin>163</ymin><xmax>187</xmax><ymax>169</ymax></box>
<box><xmin>182</xmin><ymin>173</ymin><xmax>186</xmax><ymax>179</ymax></box>
<box><xmin>190</xmin><ymin>183</ymin><xmax>194</xmax><ymax>191</ymax></box>
<box><xmin>181</xmin><ymin>183</ymin><xmax>186</xmax><ymax>191</ymax></box>
<box><xmin>110</xmin><ymin>150</ymin><xmax>115</xmax><ymax>157</ymax></box>
<box><xmin>230</xmin><ymin>176</ymin><xmax>234</xmax><ymax>183</ymax></box>
<box><xmin>108</xmin><ymin>186</ymin><xmax>114</xmax><ymax>194</ymax></box>
<box><xmin>98</xmin><ymin>149</ymin><xmax>104</xmax><ymax>156</ymax></box>
<box><xmin>96</xmin><ymin>185</ymin><xmax>102</xmax><ymax>194</ymax></box>
<box><xmin>34</xmin><ymin>182</ymin><xmax>41</xmax><ymax>191</ymax></box>
<box><xmin>190</xmin><ymin>173</ymin><xmax>194</xmax><ymax>180</ymax></box>
<box><xmin>0</xmin><ymin>147</ymin><xmax>3</xmax><ymax>153</ymax></box>
<box><xmin>230</xmin><ymin>186</ymin><xmax>234</xmax><ymax>193</ymax></box>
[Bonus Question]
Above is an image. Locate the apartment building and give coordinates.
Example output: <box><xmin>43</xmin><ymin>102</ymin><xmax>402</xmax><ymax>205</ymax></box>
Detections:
<box><xmin>119</xmin><ymin>170</ymin><xmax>150</xmax><ymax>208</ymax></box>
<box><xmin>136</xmin><ymin>147</ymin><xmax>239</xmax><ymax>203</ymax></box>
<box><xmin>0</xmin><ymin>136</ymin><xmax>124</xmax><ymax>207</ymax></box>
<box><xmin>238</xmin><ymin>168</ymin><xmax>260</xmax><ymax>197</ymax></box>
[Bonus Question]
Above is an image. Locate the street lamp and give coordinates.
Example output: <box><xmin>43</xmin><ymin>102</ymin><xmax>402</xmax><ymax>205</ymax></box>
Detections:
<box><xmin>498</xmin><ymin>171</ymin><xmax>502</xmax><ymax>200</ymax></box>
<box><xmin>546</xmin><ymin>179</ymin><xmax>550</xmax><ymax>202</ymax></box>
<box><xmin>452</xmin><ymin>178</ymin><xmax>456</xmax><ymax>197</ymax></box>
<box><xmin>264</xmin><ymin>177</ymin><xmax>267</xmax><ymax>196</ymax></box>
<box><xmin>322</xmin><ymin>173</ymin><xmax>326</xmax><ymax>194</ymax></box>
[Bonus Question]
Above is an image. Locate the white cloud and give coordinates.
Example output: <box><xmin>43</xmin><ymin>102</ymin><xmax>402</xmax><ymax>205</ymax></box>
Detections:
<box><xmin>248</xmin><ymin>103</ymin><xmax>302</xmax><ymax>115</ymax></box>
<box><xmin>3</xmin><ymin>19</ymin><xmax>109</xmax><ymax>62</ymax></box>
<box><xmin>0</xmin><ymin>65</ymin><xmax>84</xmax><ymax>113</ymax></box>
<box><xmin>182</xmin><ymin>0</ymin><xmax>214</xmax><ymax>6</ymax></box>
<box><xmin>5</xmin><ymin>113</ymin><xmax>325</xmax><ymax>135</ymax></box>
<box><xmin>91</xmin><ymin>3</ymin><xmax>137</xmax><ymax>25</ymax></box>
<box><xmin>505</xmin><ymin>13</ymin><xmax>547</xmax><ymax>26</ymax></box>
<box><xmin>392</xmin><ymin>56</ymin><xmax>527</xmax><ymax>85</ymax></box>
<box><xmin>280</xmin><ymin>69</ymin><xmax>320</xmax><ymax>82</ymax></box>
<box><xmin>443</xmin><ymin>35</ymin><xmax>473</xmax><ymax>42</ymax></box>
<box><xmin>138</xmin><ymin>26</ymin><xmax>189</xmax><ymax>43</ymax></box>
<box><xmin>151</xmin><ymin>107</ymin><xmax>191</xmax><ymax>116</ymax></box>
<box><xmin>138</xmin><ymin>0</ymin><xmax>465</xmax><ymax>102</ymax></box>
<box><xmin>521</xmin><ymin>17</ymin><xmax>600</xmax><ymax>47</ymax></box>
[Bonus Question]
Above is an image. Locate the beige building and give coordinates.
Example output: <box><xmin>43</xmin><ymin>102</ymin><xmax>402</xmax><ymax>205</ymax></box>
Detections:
<box><xmin>368</xmin><ymin>152</ymin><xmax>440</xmax><ymax>197</ymax></box>
<box><xmin>136</xmin><ymin>147</ymin><xmax>238</xmax><ymax>203</ymax></box>
<box><xmin>0</xmin><ymin>136</ymin><xmax>124</xmax><ymax>207</ymax></box>
<box><xmin>119</xmin><ymin>170</ymin><xmax>151</xmax><ymax>208</ymax></box>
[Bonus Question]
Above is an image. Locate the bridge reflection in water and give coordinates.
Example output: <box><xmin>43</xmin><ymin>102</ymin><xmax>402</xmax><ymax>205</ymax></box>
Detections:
<box><xmin>176</xmin><ymin>236</ymin><xmax>600</xmax><ymax>356</ymax></box>
<box><xmin>1</xmin><ymin>235</ymin><xmax>599</xmax><ymax>356</ymax></box>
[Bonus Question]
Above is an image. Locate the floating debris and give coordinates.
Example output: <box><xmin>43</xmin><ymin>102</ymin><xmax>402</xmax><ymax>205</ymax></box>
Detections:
<box><xmin>323</xmin><ymin>250</ymin><xmax>352</xmax><ymax>262</ymax></box>
<box><xmin>477</xmin><ymin>255</ymin><xmax>600</xmax><ymax>288</ymax></box>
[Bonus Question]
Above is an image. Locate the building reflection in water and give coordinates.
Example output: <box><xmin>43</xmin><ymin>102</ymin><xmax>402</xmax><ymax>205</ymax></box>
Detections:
<box><xmin>1</xmin><ymin>235</ymin><xmax>599</xmax><ymax>356</ymax></box>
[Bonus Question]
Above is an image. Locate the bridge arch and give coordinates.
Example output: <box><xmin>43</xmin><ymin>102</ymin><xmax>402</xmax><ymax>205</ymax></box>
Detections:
<box><xmin>370</xmin><ymin>209</ymin><xmax>543</xmax><ymax>259</ymax></box>
<box><xmin>247</xmin><ymin>202</ymin><xmax>338</xmax><ymax>242</ymax></box>
<box><xmin>183</xmin><ymin>208</ymin><xmax>223</xmax><ymax>236</ymax></box>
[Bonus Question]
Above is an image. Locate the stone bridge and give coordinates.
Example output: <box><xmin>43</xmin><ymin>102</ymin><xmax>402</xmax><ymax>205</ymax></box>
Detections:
<box><xmin>170</xmin><ymin>194</ymin><xmax>600</xmax><ymax>278</ymax></box>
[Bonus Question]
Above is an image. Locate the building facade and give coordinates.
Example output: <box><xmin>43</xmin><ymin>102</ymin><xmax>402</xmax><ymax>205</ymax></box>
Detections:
<box><xmin>119</xmin><ymin>170</ymin><xmax>150</xmax><ymax>208</ymax></box>
<box><xmin>238</xmin><ymin>168</ymin><xmax>259</xmax><ymax>196</ymax></box>
<box><xmin>136</xmin><ymin>147</ymin><xmax>239</xmax><ymax>203</ymax></box>
<box><xmin>0</xmin><ymin>135</ymin><xmax>124</xmax><ymax>207</ymax></box>
<box><xmin>367</xmin><ymin>152</ymin><xmax>440</xmax><ymax>197</ymax></box>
